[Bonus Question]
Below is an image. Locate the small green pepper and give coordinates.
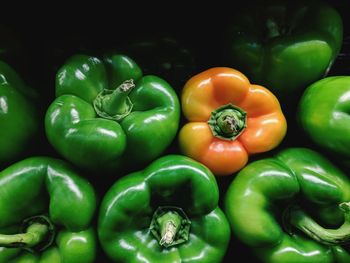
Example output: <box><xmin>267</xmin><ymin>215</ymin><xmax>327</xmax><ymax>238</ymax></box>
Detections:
<box><xmin>222</xmin><ymin>0</ymin><xmax>343</xmax><ymax>105</ymax></box>
<box><xmin>45</xmin><ymin>54</ymin><xmax>180</xmax><ymax>173</ymax></box>
<box><xmin>98</xmin><ymin>155</ymin><xmax>230</xmax><ymax>263</ymax></box>
<box><xmin>298</xmin><ymin>76</ymin><xmax>350</xmax><ymax>163</ymax></box>
<box><xmin>225</xmin><ymin>148</ymin><xmax>350</xmax><ymax>263</ymax></box>
<box><xmin>0</xmin><ymin>157</ymin><xmax>97</xmax><ymax>262</ymax></box>
<box><xmin>0</xmin><ymin>61</ymin><xmax>38</xmax><ymax>166</ymax></box>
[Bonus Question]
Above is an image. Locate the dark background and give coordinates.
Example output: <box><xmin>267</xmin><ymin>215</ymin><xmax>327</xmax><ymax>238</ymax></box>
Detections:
<box><xmin>1</xmin><ymin>0</ymin><xmax>350</xmax><ymax>262</ymax></box>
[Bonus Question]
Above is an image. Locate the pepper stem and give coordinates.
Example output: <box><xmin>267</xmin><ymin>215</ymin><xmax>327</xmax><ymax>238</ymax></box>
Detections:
<box><xmin>93</xmin><ymin>79</ymin><xmax>135</xmax><ymax>121</ymax></box>
<box><xmin>208</xmin><ymin>103</ymin><xmax>247</xmax><ymax>141</ymax></box>
<box><xmin>0</xmin><ymin>215</ymin><xmax>55</xmax><ymax>252</ymax></box>
<box><xmin>0</xmin><ymin>223</ymin><xmax>48</xmax><ymax>248</ymax></box>
<box><xmin>266</xmin><ymin>18</ymin><xmax>280</xmax><ymax>38</ymax></box>
<box><xmin>288</xmin><ymin>202</ymin><xmax>350</xmax><ymax>245</ymax></box>
<box><xmin>158</xmin><ymin>212</ymin><xmax>182</xmax><ymax>246</ymax></box>
<box><xmin>150</xmin><ymin>206</ymin><xmax>191</xmax><ymax>248</ymax></box>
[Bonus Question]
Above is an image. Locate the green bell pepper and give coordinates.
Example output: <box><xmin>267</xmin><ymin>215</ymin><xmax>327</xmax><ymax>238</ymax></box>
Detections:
<box><xmin>298</xmin><ymin>76</ymin><xmax>350</xmax><ymax>162</ymax></box>
<box><xmin>222</xmin><ymin>0</ymin><xmax>343</xmax><ymax>104</ymax></box>
<box><xmin>0</xmin><ymin>61</ymin><xmax>38</xmax><ymax>166</ymax></box>
<box><xmin>0</xmin><ymin>157</ymin><xmax>97</xmax><ymax>262</ymax></box>
<box><xmin>225</xmin><ymin>148</ymin><xmax>350</xmax><ymax>263</ymax></box>
<box><xmin>45</xmin><ymin>54</ymin><xmax>180</xmax><ymax>173</ymax></box>
<box><xmin>98</xmin><ymin>155</ymin><xmax>230</xmax><ymax>263</ymax></box>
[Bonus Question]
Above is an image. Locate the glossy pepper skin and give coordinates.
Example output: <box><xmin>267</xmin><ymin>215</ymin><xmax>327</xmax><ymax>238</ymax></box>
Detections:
<box><xmin>45</xmin><ymin>54</ymin><xmax>180</xmax><ymax>173</ymax></box>
<box><xmin>298</xmin><ymin>76</ymin><xmax>350</xmax><ymax>161</ymax></box>
<box><xmin>0</xmin><ymin>157</ymin><xmax>97</xmax><ymax>262</ymax></box>
<box><xmin>222</xmin><ymin>0</ymin><xmax>343</xmax><ymax>103</ymax></box>
<box><xmin>179</xmin><ymin>67</ymin><xmax>286</xmax><ymax>176</ymax></box>
<box><xmin>225</xmin><ymin>148</ymin><xmax>350</xmax><ymax>263</ymax></box>
<box><xmin>0</xmin><ymin>61</ymin><xmax>38</xmax><ymax>166</ymax></box>
<box><xmin>98</xmin><ymin>155</ymin><xmax>230</xmax><ymax>263</ymax></box>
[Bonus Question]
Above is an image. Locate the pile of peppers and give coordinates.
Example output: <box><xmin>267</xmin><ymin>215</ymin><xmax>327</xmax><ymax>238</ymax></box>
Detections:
<box><xmin>1</xmin><ymin>0</ymin><xmax>350</xmax><ymax>262</ymax></box>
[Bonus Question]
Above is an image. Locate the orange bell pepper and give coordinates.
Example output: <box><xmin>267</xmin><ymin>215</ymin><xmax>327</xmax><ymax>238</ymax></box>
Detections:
<box><xmin>179</xmin><ymin>67</ymin><xmax>287</xmax><ymax>176</ymax></box>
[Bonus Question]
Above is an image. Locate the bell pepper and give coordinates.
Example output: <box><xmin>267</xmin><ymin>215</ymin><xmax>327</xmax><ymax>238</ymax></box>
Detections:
<box><xmin>0</xmin><ymin>157</ymin><xmax>97</xmax><ymax>262</ymax></box>
<box><xmin>298</xmin><ymin>76</ymin><xmax>350</xmax><ymax>162</ymax></box>
<box><xmin>179</xmin><ymin>67</ymin><xmax>286</xmax><ymax>176</ymax></box>
<box><xmin>121</xmin><ymin>36</ymin><xmax>196</xmax><ymax>92</ymax></box>
<box><xmin>0</xmin><ymin>61</ymin><xmax>38</xmax><ymax>166</ymax></box>
<box><xmin>98</xmin><ymin>155</ymin><xmax>230</xmax><ymax>263</ymax></box>
<box><xmin>45</xmin><ymin>54</ymin><xmax>180</xmax><ymax>173</ymax></box>
<box><xmin>222</xmin><ymin>0</ymin><xmax>343</xmax><ymax>104</ymax></box>
<box><xmin>225</xmin><ymin>148</ymin><xmax>350</xmax><ymax>263</ymax></box>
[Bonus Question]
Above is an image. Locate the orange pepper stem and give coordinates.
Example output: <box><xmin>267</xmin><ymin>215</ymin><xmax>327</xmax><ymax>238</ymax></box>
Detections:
<box><xmin>208</xmin><ymin>104</ymin><xmax>247</xmax><ymax>141</ymax></box>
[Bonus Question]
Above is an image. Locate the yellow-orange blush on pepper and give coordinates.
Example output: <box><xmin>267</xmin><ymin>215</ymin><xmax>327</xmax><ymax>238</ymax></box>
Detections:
<box><xmin>179</xmin><ymin>67</ymin><xmax>287</xmax><ymax>176</ymax></box>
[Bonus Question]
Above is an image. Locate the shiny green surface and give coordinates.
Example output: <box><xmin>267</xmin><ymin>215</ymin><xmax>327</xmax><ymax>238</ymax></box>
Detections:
<box><xmin>223</xmin><ymin>0</ymin><xmax>343</xmax><ymax>101</ymax></box>
<box><xmin>225</xmin><ymin>148</ymin><xmax>350</xmax><ymax>263</ymax></box>
<box><xmin>98</xmin><ymin>155</ymin><xmax>230</xmax><ymax>263</ymax></box>
<box><xmin>298</xmin><ymin>76</ymin><xmax>350</xmax><ymax>159</ymax></box>
<box><xmin>45</xmin><ymin>54</ymin><xmax>180</xmax><ymax>173</ymax></box>
<box><xmin>0</xmin><ymin>61</ymin><xmax>37</xmax><ymax>165</ymax></box>
<box><xmin>0</xmin><ymin>157</ymin><xmax>97</xmax><ymax>262</ymax></box>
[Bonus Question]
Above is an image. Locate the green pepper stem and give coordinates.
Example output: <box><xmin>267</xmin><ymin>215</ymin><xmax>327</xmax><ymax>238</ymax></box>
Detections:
<box><xmin>102</xmin><ymin>79</ymin><xmax>134</xmax><ymax>114</ymax></box>
<box><xmin>158</xmin><ymin>211</ymin><xmax>182</xmax><ymax>247</ymax></box>
<box><xmin>150</xmin><ymin>206</ymin><xmax>191</xmax><ymax>248</ymax></box>
<box><xmin>208</xmin><ymin>104</ymin><xmax>247</xmax><ymax>141</ymax></box>
<box><xmin>288</xmin><ymin>202</ymin><xmax>350</xmax><ymax>245</ymax></box>
<box><xmin>266</xmin><ymin>18</ymin><xmax>280</xmax><ymax>38</ymax></box>
<box><xmin>93</xmin><ymin>79</ymin><xmax>135</xmax><ymax>121</ymax></box>
<box><xmin>0</xmin><ymin>223</ymin><xmax>49</xmax><ymax>249</ymax></box>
